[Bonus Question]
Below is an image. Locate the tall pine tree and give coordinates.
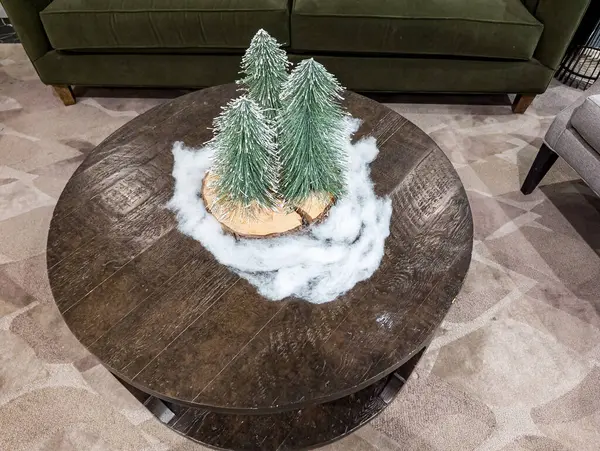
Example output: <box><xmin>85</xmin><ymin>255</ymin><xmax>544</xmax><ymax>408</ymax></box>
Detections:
<box><xmin>278</xmin><ymin>58</ymin><xmax>348</xmax><ymax>204</ymax></box>
<box><xmin>238</xmin><ymin>29</ymin><xmax>289</xmax><ymax>119</ymax></box>
<box><xmin>210</xmin><ymin>95</ymin><xmax>278</xmax><ymax>215</ymax></box>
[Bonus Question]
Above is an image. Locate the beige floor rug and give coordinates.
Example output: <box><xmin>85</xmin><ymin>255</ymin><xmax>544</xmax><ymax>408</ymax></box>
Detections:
<box><xmin>1</xmin><ymin>44</ymin><xmax>599</xmax><ymax>451</ymax></box>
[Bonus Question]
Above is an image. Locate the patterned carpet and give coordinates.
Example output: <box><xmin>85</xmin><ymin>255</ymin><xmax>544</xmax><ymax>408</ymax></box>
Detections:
<box><xmin>1</xmin><ymin>43</ymin><xmax>600</xmax><ymax>450</ymax></box>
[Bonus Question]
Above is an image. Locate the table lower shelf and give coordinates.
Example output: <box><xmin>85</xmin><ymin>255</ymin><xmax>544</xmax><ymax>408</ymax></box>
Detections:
<box><xmin>118</xmin><ymin>348</ymin><xmax>423</xmax><ymax>451</ymax></box>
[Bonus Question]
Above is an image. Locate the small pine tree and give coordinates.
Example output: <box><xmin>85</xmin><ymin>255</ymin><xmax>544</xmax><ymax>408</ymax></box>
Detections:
<box><xmin>210</xmin><ymin>95</ymin><xmax>279</xmax><ymax>215</ymax></box>
<box><xmin>238</xmin><ymin>29</ymin><xmax>289</xmax><ymax>119</ymax></box>
<box><xmin>278</xmin><ymin>58</ymin><xmax>348</xmax><ymax>204</ymax></box>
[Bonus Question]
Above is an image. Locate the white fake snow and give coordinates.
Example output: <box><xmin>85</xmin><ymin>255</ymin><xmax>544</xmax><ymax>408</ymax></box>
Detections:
<box><xmin>167</xmin><ymin>119</ymin><xmax>392</xmax><ymax>304</ymax></box>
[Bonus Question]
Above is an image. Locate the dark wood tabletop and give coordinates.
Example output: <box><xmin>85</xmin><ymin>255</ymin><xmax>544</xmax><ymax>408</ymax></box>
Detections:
<box><xmin>47</xmin><ymin>84</ymin><xmax>473</xmax><ymax>414</ymax></box>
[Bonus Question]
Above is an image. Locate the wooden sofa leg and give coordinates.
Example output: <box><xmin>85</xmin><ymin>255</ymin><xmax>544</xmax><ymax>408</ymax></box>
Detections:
<box><xmin>512</xmin><ymin>94</ymin><xmax>536</xmax><ymax>114</ymax></box>
<box><xmin>52</xmin><ymin>85</ymin><xmax>76</xmax><ymax>106</ymax></box>
<box><xmin>521</xmin><ymin>143</ymin><xmax>558</xmax><ymax>195</ymax></box>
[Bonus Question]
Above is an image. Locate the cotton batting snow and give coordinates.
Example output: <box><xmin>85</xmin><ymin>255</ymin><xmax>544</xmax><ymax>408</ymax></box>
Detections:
<box><xmin>167</xmin><ymin>119</ymin><xmax>392</xmax><ymax>304</ymax></box>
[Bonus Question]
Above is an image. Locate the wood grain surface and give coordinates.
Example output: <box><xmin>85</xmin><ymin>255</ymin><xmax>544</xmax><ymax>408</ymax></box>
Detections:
<box><xmin>201</xmin><ymin>173</ymin><xmax>333</xmax><ymax>238</ymax></box>
<box><xmin>118</xmin><ymin>348</ymin><xmax>423</xmax><ymax>450</ymax></box>
<box><xmin>47</xmin><ymin>84</ymin><xmax>473</xmax><ymax>414</ymax></box>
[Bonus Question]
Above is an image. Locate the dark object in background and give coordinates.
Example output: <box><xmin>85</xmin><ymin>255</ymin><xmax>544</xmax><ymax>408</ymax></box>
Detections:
<box><xmin>0</xmin><ymin>17</ymin><xmax>19</xmax><ymax>43</ymax></box>
<box><xmin>556</xmin><ymin>1</ymin><xmax>600</xmax><ymax>90</ymax></box>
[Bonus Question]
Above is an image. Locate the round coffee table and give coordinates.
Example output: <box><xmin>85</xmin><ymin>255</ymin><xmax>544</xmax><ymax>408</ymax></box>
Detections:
<box><xmin>47</xmin><ymin>85</ymin><xmax>473</xmax><ymax>450</ymax></box>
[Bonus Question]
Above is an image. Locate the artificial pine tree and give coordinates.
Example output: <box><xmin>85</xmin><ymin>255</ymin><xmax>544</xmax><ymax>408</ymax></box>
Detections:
<box><xmin>238</xmin><ymin>29</ymin><xmax>289</xmax><ymax>119</ymax></box>
<box><xmin>278</xmin><ymin>58</ymin><xmax>348</xmax><ymax>204</ymax></box>
<box><xmin>210</xmin><ymin>95</ymin><xmax>279</xmax><ymax>215</ymax></box>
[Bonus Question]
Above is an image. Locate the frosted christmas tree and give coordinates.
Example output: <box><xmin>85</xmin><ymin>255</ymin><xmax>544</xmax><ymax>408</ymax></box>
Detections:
<box><xmin>202</xmin><ymin>30</ymin><xmax>350</xmax><ymax>237</ymax></box>
<box><xmin>207</xmin><ymin>95</ymin><xmax>278</xmax><ymax>217</ymax></box>
<box><xmin>238</xmin><ymin>29</ymin><xmax>289</xmax><ymax>119</ymax></box>
<box><xmin>278</xmin><ymin>58</ymin><xmax>348</xmax><ymax>204</ymax></box>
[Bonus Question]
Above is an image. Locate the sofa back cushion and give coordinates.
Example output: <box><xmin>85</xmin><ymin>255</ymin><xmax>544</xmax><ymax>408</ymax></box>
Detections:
<box><xmin>40</xmin><ymin>0</ymin><xmax>290</xmax><ymax>51</ymax></box>
<box><xmin>292</xmin><ymin>0</ymin><xmax>544</xmax><ymax>60</ymax></box>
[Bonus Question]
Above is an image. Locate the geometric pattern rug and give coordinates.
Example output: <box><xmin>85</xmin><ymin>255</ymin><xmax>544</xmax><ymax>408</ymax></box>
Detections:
<box><xmin>1</xmin><ymin>43</ymin><xmax>599</xmax><ymax>450</ymax></box>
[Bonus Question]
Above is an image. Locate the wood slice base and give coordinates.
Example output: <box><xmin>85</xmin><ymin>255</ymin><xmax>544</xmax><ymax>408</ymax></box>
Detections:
<box><xmin>118</xmin><ymin>348</ymin><xmax>423</xmax><ymax>451</ymax></box>
<box><xmin>202</xmin><ymin>172</ymin><xmax>333</xmax><ymax>238</ymax></box>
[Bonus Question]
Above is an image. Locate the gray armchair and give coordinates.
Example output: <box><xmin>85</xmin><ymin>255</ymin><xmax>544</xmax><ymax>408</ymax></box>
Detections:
<box><xmin>522</xmin><ymin>79</ymin><xmax>600</xmax><ymax>196</ymax></box>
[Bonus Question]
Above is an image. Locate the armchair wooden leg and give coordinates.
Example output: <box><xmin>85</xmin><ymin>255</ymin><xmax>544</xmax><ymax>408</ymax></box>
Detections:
<box><xmin>512</xmin><ymin>94</ymin><xmax>536</xmax><ymax>114</ymax></box>
<box><xmin>52</xmin><ymin>85</ymin><xmax>76</xmax><ymax>106</ymax></box>
<box><xmin>521</xmin><ymin>143</ymin><xmax>558</xmax><ymax>195</ymax></box>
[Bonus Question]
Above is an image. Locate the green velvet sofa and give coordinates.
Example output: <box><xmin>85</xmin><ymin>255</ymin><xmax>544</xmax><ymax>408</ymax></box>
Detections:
<box><xmin>3</xmin><ymin>0</ymin><xmax>590</xmax><ymax>111</ymax></box>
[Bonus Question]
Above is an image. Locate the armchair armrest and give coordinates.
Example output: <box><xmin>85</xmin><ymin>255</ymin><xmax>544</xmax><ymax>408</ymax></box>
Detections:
<box><xmin>529</xmin><ymin>0</ymin><xmax>590</xmax><ymax>70</ymax></box>
<box><xmin>2</xmin><ymin>0</ymin><xmax>53</xmax><ymax>62</ymax></box>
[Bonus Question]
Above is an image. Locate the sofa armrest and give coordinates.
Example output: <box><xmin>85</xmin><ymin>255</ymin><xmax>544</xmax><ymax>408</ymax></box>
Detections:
<box><xmin>2</xmin><ymin>0</ymin><xmax>53</xmax><ymax>62</ymax></box>
<box><xmin>546</xmin><ymin>78</ymin><xmax>600</xmax><ymax>149</ymax></box>
<box><xmin>529</xmin><ymin>0</ymin><xmax>590</xmax><ymax>70</ymax></box>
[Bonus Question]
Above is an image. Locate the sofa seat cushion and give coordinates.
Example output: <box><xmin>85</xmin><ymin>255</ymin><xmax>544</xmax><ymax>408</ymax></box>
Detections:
<box><xmin>40</xmin><ymin>0</ymin><xmax>290</xmax><ymax>51</ymax></box>
<box><xmin>292</xmin><ymin>0</ymin><xmax>543</xmax><ymax>59</ymax></box>
<box><xmin>571</xmin><ymin>95</ymin><xmax>600</xmax><ymax>154</ymax></box>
